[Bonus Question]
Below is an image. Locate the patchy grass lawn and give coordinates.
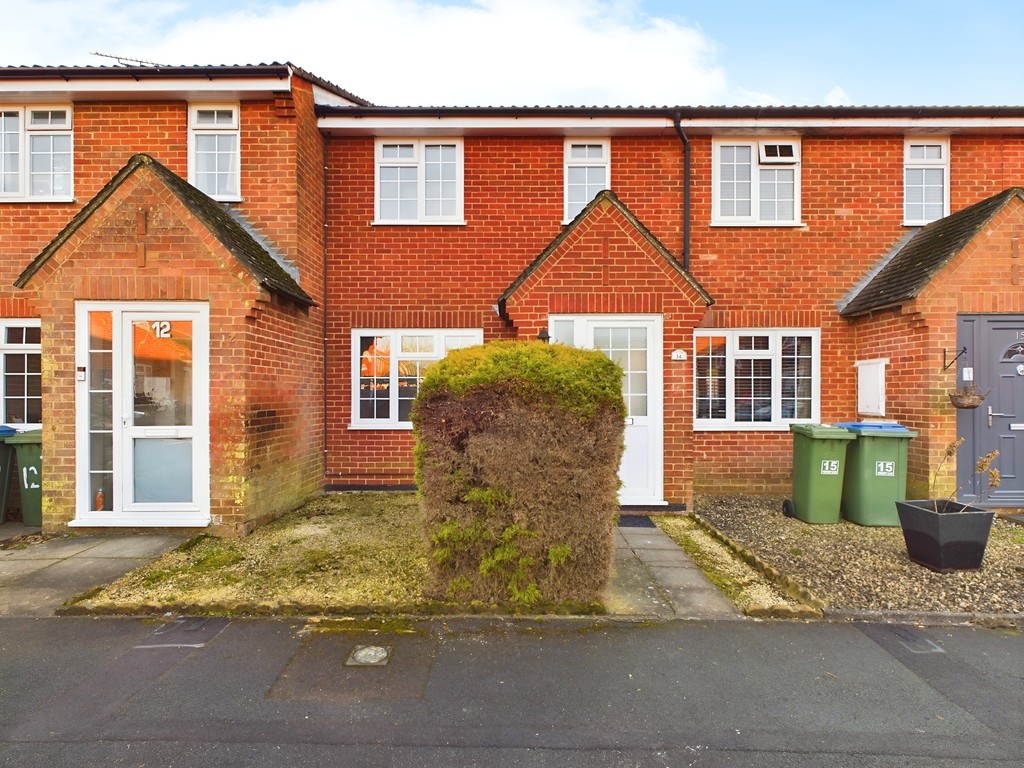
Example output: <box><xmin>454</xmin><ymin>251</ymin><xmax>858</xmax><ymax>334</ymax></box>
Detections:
<box><xmin>72</xmin><ymin>492</ymin><xmax>431</xmax><ymax>615</ymax></box>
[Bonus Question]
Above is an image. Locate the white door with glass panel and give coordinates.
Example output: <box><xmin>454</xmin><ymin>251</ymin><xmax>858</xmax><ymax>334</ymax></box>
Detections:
<box><xmin>73</xmin><ymin>303</ymin><xmax>210</xmax><ymax>527</ymax></box>
<box><xmin>550</xmin><ymin>315</ymin><xmax>664</xmax><ymax>505</ymax></box>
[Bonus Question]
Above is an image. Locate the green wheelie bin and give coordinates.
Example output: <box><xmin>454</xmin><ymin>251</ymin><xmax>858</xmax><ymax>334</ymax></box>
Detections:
<box><xmin>6</xmin><ymin>429</ymin><xmax>42</xmax><ymax>526</ymax></box>
<box><xmin>836</xmin><ymin>422</ymin><xmax>917</xmax><ymax>526</ymax></box>
<box><xmin>0</xmin><ymin>425</ymin><xmax>17</xmax><ymax>523</ymax></box>
<box><xmin>785</xmin><ymin>424</ymin><xmax>855</xmax><ymax>524</ymax></box>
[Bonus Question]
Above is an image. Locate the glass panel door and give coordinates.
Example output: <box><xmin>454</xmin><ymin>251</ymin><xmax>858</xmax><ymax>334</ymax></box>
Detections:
<box><xmin>124</xmin><ymin>317</ymin><xmax>195</xmax><ymax>505</ymax></box>
<box><xmin>75</xmin><ymin>302</ymin><xmax>209</xmax><ymax>527</ymax></box>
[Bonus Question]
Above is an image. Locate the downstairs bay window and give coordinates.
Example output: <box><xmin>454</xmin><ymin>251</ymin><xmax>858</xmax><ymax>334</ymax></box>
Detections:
<box><xmin>694</xmin><ymin>329</ymin><xmax>819</xmax><ymax>430</ymax></box>
<box><xmin>351</xmin><ymin>328</ymin><xmax>482</xmax><ymax>428</ymax></box>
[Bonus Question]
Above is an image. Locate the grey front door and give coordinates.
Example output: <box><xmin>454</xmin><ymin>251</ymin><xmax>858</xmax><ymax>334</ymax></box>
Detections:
<box><xmin>957</xmin><ymin>315</ymin><xmax>1024</xmax><ymax>505</ymax></box>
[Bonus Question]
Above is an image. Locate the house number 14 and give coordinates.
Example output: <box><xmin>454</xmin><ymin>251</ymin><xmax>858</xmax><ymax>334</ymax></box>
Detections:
<box><xmin>151</xmin><ymin>321</ymin><xmax>171</xmax><ymax>338</ymax></box>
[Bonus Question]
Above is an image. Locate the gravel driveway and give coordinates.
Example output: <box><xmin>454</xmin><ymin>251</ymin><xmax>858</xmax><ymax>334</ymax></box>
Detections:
<box><xmin>695</xmin><ymin>494</ymin><xmax>1024</xmax><ymax>619</ymax></box>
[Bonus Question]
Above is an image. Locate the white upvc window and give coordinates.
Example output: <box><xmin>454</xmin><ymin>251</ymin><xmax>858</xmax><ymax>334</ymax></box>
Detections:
<box><xmin>0</xmin><ymin>320</ymin><xmax>41</xmax><ymax>428</ymax></box>
<box><xmin>564</xmin><ymin>139</ymin><xmax>610</xmax><ymax>221</ymax></box>
<box><xmin>712</xmin><ymin>138</ymin><xmax>801</xmax><ymax>226</ymax></box>
<box><xmin>904</xmin><ymin>138</ymin><xmax>949</xmax><ymax>225</ymax></box>
<box><xmin>0</xmin><ymin>107</ymin><xmax>73</xmax><ymax>201</ymax></box>
<box><xmin>374</xmin><ymin>139</ymin><xmax>464</xmax><ymax>224</ymax></box>
<box><xmin>189</xmin><ymin>105</ymin><xmax>240</xmax><ymax>201</ymax></box>
<box><xmin>351</xmin><ymin>328</ymin><xmax>482</xmax><ymax>428</ymax></box>
<box><xmin>694</xmin><ymin>329</ymin><xmax>820</xmax><ymax>430</ymax></box>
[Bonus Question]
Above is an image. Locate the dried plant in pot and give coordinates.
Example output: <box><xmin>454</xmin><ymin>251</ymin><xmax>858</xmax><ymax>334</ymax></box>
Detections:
<box><xmin>948</xmin><ymin>382</ymin><xmax>987</xmax><ymax>409</ymax></box>
<box><xmin>895</xmin><ymin>439</ymin><xmax>998</xmax><ymax>572</ymax></box>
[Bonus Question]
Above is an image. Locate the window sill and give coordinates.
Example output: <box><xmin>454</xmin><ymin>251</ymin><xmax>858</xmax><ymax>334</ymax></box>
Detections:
<box><xmin>902</xmin><ymin>219</ymin><xmax>941</xmax><ymax>227</ymax></box>
<box><xmin>0</xmin><ymin>196</ymin><xmax>75</xmax><ymax>205</ymax></box>
<box><xmin>348</xmin><ymin>422</ymin><xmax>414</xmax><ymax>431</ymax></box>
<box><xmin>694</xmin><ymin>422</ymin><xmax>815</xmax><ymax>432</ymax></box>
<box><xmin>710</xmin><ymin>221</ymin><xmax>805</xmax><ymax>228</ymax></box>
<box><xmin>371</xmin><ymin>220</ymin><xmax>467</xmax><ymax>227</ymax></box>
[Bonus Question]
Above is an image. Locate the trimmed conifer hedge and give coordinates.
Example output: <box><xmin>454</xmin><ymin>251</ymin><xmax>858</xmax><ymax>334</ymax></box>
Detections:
<box><xmin>412</xmin><ymin>340</ymin><xmax>625</xmax><ymax>607</ymax></box>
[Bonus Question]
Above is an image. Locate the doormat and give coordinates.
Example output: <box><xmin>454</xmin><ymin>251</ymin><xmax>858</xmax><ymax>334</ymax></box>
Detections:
<box><xmin>617</xmin><ymin>515</ymin><xmax>656</xmax><ymax>528</ymax></box>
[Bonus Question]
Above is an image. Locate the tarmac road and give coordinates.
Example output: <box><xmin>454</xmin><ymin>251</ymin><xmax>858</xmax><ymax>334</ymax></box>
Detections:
<box><xmin>0</xmin><ymin>616</ymin><xmax>1021</xmax><ymax>767</ymax></box>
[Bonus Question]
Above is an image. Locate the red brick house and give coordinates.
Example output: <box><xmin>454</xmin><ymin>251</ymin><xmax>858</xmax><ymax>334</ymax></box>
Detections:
<box><xmin>2</xmin><ymin>63</ymin><xmax>1024</xmax><ymax>533</ymax></box>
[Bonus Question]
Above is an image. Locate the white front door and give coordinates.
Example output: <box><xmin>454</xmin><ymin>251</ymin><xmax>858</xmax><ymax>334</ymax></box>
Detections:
<box><xmin>550</xmin><ymin>315</ymin><xmax>664</xmax><ymax>506</ymax></box>
<box><xmin>73</xmin><ymin>302</ymin><xmax>210</xmax><ymax>527</ymax></box>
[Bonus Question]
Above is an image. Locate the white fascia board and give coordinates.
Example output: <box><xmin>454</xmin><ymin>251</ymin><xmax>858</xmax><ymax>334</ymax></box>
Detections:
<box><xmin>0</xmin><ymin>76</ymin><xmax>291</xmax><ymax>102</ymax></box>
<box><xmin>686</xmin><ymin>116</ymin><xmax>1024</xmax><ymax>134</ymax></box>
<box><xmin>320</xmin><ymin>112</ymin><xmax>1024</xmax><ymax>137</ymax></box>
<box><xmin>319</xmin><ymin>115</ymin><xmax>676</xmax><ymax>136</ymax></box>
<box><xmin>312</xmin><ymin>84</ymin><xmax>363</xmax><ymax>107</ymax></box>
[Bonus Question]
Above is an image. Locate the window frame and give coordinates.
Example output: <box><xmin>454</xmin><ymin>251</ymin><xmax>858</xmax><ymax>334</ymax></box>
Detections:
<box><xmin>350</xmin><ymin>328</ymin><xmax>482</xmax><ymax>429</ymax></box>
<box><xmin>0</xmin><ymin>106</ymin><xmax>74</xmax><ymax>202</ymax></box>
<box><xmin>903</xmin><ymin>137</ymin><xmax>949</xmax><ymax>226</ymax></box>
<box><xmin>563</xmin><ymin>139</ymin><xmax>611</xmax><ymax>223</ymax></box>
<box><xmin>711</xmin><ymin>137</ymin><xmax>802</xmax><ymax>227</ymax></box>
<box><xmin>0</xmin><ymin>319</ymin><xmax>42</xmax><ymax>429</ymax></box>
<box><xmin>693</xmin><ymin>328</ymin><xmax>820</xmax><ymax>431</ymax></box>
<box><xmin>373</xmin><ymin>138</ymin><xmax>465</xmax><ymax>225</ymax></box>
<box><xmin>188</xmin><ymin>104</ymin><xmax>241</xmax><ymax>202</ymax></box>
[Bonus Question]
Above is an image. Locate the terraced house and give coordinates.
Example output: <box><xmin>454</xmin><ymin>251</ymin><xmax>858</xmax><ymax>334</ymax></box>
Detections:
<box><xmin>2</xmin><ymin>62</ymin><xmax>1024</xmax><ymax>534</ymax></box>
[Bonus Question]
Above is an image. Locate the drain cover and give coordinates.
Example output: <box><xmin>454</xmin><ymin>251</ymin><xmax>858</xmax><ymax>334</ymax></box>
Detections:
<box><xmin>346</xmin><ymin>644</ymin><xmax>392</xmax><ymax>666</ymax></box>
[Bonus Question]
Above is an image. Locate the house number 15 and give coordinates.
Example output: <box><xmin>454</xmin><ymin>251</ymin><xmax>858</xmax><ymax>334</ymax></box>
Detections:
<box><xmin>151</xmin><ymin>321</ymin><xmax>171</xmax><ymax>338</ymax></box>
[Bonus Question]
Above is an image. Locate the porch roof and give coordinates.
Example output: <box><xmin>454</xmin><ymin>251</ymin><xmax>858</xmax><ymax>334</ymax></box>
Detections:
<box><xmin>498</xmin><ymin>189</ymin><xmax>713</xmax><ymax>320</ymax></box>
<box><xmin>15</xmin><ymin>153</ymin><xmax>316</xmax><ymax>308</ymax></box>
<box><xmin>839</xmin><ymin>188</ymin><xmax>1024</xmax><ymax>318</ymax></box>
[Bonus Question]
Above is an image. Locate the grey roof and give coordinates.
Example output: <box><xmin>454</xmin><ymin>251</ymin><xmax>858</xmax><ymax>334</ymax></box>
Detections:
<box><xmin>318</xmin><ymin>104</ymin><xmax>1024</xmax><ymax>118</ymax></box>
<box><xmin>498</xmin><ymin>189</ymin><xmax>713</xmax><ymax>317</ymax></box>
<box><xmin>839</xmin><ymin>188</ymin><xmax>1024</xmax><ymax>317</ymax></box>
<box><xmin>16</xmin><ymin>153</ymin><xmax>315</xmax><ymax>307</ymax></box>
<box><xmin>0</xmin><ymin>62</ymin><xmax>373</xmax><ymax>106</ymax></box>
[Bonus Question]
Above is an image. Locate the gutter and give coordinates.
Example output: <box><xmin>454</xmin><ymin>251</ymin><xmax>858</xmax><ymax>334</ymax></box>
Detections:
<box><xmin>672</xmin><ymin>111</ymin><xmax>691</xmax><ymax>271</ymax></box>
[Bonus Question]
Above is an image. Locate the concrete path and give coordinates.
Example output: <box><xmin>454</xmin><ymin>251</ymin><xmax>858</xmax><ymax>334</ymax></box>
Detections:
<box><xmin>0</xmin><ymin>518</ymin><xmax>741</xmax><ymax>621</ymax></box>
<box><xmin>0</xmin><ymin>530</ymin><xmax>186</xmax><ymax>617</ymax></box>
<box><xmin>603</xmin><ymin>520</ymin><xmax>743</xmax><ymax>620</ymax></box>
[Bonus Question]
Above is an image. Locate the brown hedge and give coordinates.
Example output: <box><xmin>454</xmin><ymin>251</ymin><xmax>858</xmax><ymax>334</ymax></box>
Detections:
<box><xmin>412</xmin><ymin>341</ymin><xmax>624</xmax><ymax>607</ymax></box>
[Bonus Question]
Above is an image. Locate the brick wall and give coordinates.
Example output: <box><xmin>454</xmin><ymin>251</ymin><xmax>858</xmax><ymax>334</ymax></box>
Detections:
<box><xmin>3</xmin><ymin>82</ymin><xmax>326</xmax><ymax>535</ymax></box>
<box><xmin>324</xmin><ymin>131</ymin><xmax>1024</xmax><ymax>497</ymax></box>
<box><xmin>24</xmin><ymin>167</ymin><xmax>323</xmax><ymax>535</ymax></box>
<box><xmin>850</xmin><ymin>198</ymin><xmax>1024</xmax><ymax>498</ymax></box>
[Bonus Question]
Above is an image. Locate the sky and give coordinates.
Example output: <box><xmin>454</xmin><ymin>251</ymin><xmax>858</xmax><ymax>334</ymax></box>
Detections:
<box><xmin>5</xmin><ymin>0</ymin><xmax>1024</xmax><ymax>108</ymax></box>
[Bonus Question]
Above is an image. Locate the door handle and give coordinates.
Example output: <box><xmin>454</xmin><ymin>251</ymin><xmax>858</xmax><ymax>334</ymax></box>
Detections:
<box><xmin>988</xmin><ymin>405</ymin><xmax>1015</xmax><ymax>427</ymax></box>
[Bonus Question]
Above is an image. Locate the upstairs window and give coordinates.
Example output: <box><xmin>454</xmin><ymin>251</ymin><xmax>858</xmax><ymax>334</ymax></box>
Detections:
<box><xmin>694</xmin><ymin>329</ymin><xmax>819</xmax><ymax>430</ymax></box>
<box><xmin>1</xmin><ymin>321</ymin><xmax>41</xmax><ymax>428</ymax></box>
<box><xmin>564</xmin><ymin>139</ymin><xmax>610</xmax><ymax>221</ymax></box>
<box><xmin>713</xmin><ymin>138</ymin><xmax>801</xmax><ymax>226</ymax></box>
<box><xmin>904</xmin><ymin>138</ymin><xmax>949</xmax><ymax>225</ymax></box>
<box><xmin>351</xmin><ymin>328</ymin><xmax>482</xmax><ymax>428</ymax></box>
<box><xmin>374</xmin><ymin>139</ymin><xmax>464</xmax><ymax>224</ymax></box>
<box><xmin>189</xmin><ymin>105</ymin><xmax>240</xmax><ymax>201</ymax></box>
<box><xmin>0</xmin><ymin>107</ymin><xmax>73</xmax><ymax>200</ymax></box>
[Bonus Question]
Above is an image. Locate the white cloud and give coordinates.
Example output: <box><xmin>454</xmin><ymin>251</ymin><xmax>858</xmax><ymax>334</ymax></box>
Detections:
<box><xmin>825</xmin><ymin>84</ymin><xmax>852</xmax><ymax>107</ymax></box>
<box><xmin>6</xmin><ymin>0</ymin><xmax>732</xmax><ymax>107</ymax></box>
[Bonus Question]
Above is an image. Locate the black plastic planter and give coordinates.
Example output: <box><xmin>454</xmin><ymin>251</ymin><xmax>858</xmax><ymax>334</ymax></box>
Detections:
<box><xmin>895</xmin><ymin>500</ymin><xmax>995</xmax><ymax>572</ymax></box>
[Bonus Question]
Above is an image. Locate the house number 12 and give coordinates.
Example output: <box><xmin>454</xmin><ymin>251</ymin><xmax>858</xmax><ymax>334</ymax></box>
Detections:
<box><xmin>151</xmin><ymin>321</ymin><xmax>171</xmax><ymax>338</ymax></box>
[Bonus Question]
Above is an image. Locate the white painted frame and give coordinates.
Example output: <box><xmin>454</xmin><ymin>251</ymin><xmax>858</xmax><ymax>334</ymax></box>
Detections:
<box><xmin>903</xmin><ymin>137</ymin><xmax>950</xmax><ymax>225</ymax></box>
<box><xmin>373</xmin><ymin>138</ymin><xmax>465</xmax><ymax>225</ymax></box>
<box><xmin>0</xmin><ymin>105</ymin><xmax>74</xmax><ymax>202</ymax></box>
<box><xmin>0</xmin><ymin>318</ymin><xmax>41</xmax><ymax>429</ymax></box>
<box><xmin>188</xmin><ymin>103</ymin><xmax>241</xmax><ymax>202</ymax></box>
<box><xmin>563</xmin><ymin>138</ymin><xmax>611</xmax><ymax>223</ymax></box>
<box><xmin>693</xmin><ymin>328</ymin><xmax>821</xmax><ymax>431</ymax></box>
<box><xmin>549</xmin><ymin>314</ymin><xmax>665</xmax><ymax>506</ymax></box>
<box><xmin>71</xmin><ymin>301</ymin><xmax>210</xmax><ymax>528</ymax></box>
<box><xmin>349</xmin><ymin>327</ymin><xmax>482</xmax><ymax>429</ymax></box>
<box><xmin>711</xmin><ymin>137</ymin><xmax>802</xmax><ymax>227</ymax></box>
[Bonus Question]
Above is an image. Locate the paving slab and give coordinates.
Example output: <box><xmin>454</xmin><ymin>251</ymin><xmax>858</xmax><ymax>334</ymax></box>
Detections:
<box><xmin>0</xmin><ymin>534</ymin><xmax>186</xmax><ymax>618</ymax></box>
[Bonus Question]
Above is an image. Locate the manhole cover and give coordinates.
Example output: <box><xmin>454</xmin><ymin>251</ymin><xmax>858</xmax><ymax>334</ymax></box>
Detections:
<box><xmin>346</xmin><ymin>644</ymin><xmax>392</xmax><ymax>666</ymax></box>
